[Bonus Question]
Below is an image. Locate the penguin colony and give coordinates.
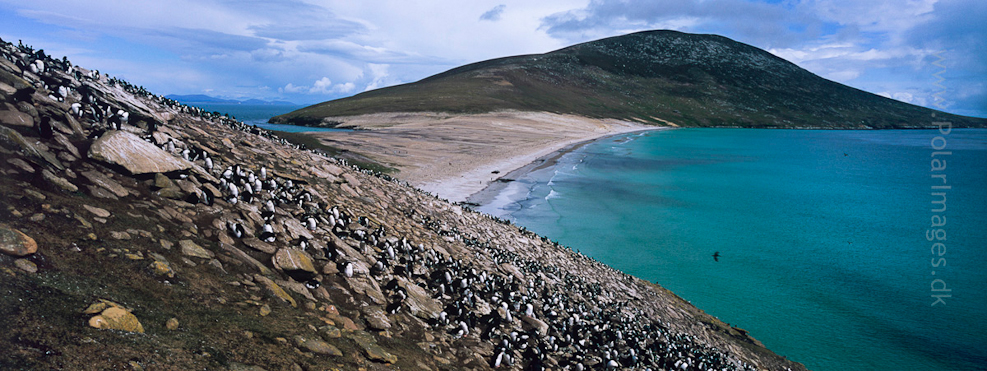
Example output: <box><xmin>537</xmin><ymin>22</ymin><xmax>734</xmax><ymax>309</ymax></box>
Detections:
<box><xmin>1</xmin><ymin>37</ymin><xmax>799</xmax><ymax>371</ymax></box>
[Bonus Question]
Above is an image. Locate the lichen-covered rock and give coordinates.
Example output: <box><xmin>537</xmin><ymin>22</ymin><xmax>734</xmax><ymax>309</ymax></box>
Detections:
<box><xmin>273</xmin><ymin>248</ymin><xmax>316</xmax><ymax>280</ymax></box>
<box><xmin>150</xmin><ymin>260</ymin><xmax>175</xmax><ymax>278</ymax></box>
<box><xmin>179</xmin><ymin>240</ymin><xmax>214</xmax><ymax>259</ymax></box>
<box><xmin>14</xmin><ymin>258</ymin><xmax>37</xmax><ymax>273</ymax></box>
<box><xmin>88</xmin><ymin>131</ymin><xmax>193</xmax><ymax>175</ymax></box>
<box><xmin>293</xmin><ymin>335</ymin><xmax>342</xmax><ymax>356</ymax></box>
<box><xmin>166</xmin><ymin>317</ymin><xmax>179</xmax><ymax>330</ymax></box>
<box><xmin>254</xmin><ymin>274</ymin><xmax>297</xmax><ymax>307</ymax></box>
<box><xmin>0</xmin><ymin>224</ymin><xmax>37</xmax><ymax>257</ymax></box>
<box><xmin>88</xmin><ymin>306</ymin><xmax>144</xmax><ymax>333</ymax></box>
<box><xmin>348</xmin><ymin>331</ymin><xmax>397</xmax><ymax>364</ymax></box>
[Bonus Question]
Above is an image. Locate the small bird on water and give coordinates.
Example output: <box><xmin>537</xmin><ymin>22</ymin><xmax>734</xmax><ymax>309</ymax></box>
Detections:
<box><xmin>712</xmin><ymin>251</ymin><xmax>721</xmax><ymax>262</ymax></box>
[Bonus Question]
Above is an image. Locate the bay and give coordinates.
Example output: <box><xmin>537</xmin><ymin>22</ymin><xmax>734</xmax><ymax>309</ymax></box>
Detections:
<box><xmin>478</xmin><ymin>128</ymin><xmax>987</xmax><ymax>371</ymax></box>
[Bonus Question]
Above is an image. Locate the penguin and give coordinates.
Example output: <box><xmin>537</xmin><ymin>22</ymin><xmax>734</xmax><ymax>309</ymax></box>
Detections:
<box><xmin>227</xmin><ymin>183</ymin><xmax>239</xmax><ymax>205</ymax></box>
<box><xmin>343</xmin><ymin>261</ymin><xmax>354</xmax><ymax>278</ymax></box>
<box><xmin>227</xmin><ymin>221</ymin><xmax>245</xmax><ymax>239</ymax></box>
<box><xmin>259</xmin><ymin>223</ymin><xmax>276</xmax><ymax>243</ymax></box>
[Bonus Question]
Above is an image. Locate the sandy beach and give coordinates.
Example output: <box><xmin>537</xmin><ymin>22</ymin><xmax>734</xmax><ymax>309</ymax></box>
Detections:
<box><xmin>307</xmin><ymin>111</ymin><xmax>658</xmax><ymax>202</ymax></box>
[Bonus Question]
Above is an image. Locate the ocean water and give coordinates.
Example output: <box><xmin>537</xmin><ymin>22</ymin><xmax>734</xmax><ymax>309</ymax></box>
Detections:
<box><xmin>190</xmin><ymin>103</ymin><xmax>304</xmax><ymax>126</ymax></box>
<box><xmin>188</xmin><ymin>103</ymin><xmax>347</xmax><ymax>133</ymax></box>
<box><xmin>478</xmin><ymin>128</ymin><xmax>987</xmax><ymax>371</ymax></box>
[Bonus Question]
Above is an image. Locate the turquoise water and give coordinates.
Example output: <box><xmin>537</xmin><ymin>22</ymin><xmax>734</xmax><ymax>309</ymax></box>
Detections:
<box><xmin>479</xmin><ymin>128</ymin><xmax>987</xmax><ymax>371</ymax></box>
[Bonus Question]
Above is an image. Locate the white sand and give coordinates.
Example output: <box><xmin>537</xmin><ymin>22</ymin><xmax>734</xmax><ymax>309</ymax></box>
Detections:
<box><xmin>308</xmin><ymin>111</ymin><xmax>659</xmax><ymax>202</ymax></box>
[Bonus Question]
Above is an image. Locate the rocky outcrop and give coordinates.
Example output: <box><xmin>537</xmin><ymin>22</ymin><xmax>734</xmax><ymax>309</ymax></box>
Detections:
<box><xmin>88</xmin><ymin>131</ymin><xmax>193</xmax><ymax>174</ymax></box>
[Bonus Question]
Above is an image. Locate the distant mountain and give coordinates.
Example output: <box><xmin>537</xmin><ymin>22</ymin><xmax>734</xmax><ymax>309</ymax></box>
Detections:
<box><xmin>166</xmin><ymin>94</ymin><xmax>296</xmax><ymax>106</ymax></box>
<box><xmin>272</xmin><ymin>30</ymin><xmax>985</xmax><ymax>129</ymax></box>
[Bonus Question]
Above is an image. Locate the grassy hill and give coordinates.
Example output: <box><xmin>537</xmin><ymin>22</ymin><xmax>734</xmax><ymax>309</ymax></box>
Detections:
<box><xmin>272</xmin><ymin>30</ymin><xmax>985</xmax><ymax>129</ymax></box>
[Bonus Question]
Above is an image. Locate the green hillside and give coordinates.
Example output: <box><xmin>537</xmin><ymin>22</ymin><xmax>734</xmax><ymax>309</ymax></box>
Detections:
<box><xmin>272</xmin><ymin>30</ymin><xmax>985</xmax><ymax>129</ymax></box>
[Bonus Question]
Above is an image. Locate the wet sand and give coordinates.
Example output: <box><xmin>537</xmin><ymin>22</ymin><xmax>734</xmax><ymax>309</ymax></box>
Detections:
<box><xmin>307</xmin><ymin>111</ymin><xmax>657</xmax><ymax>202</ymax></box>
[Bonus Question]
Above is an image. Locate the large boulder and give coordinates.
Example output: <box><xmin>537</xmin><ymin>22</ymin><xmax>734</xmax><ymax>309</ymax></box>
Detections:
<box><xmin>0</xmin><ymin>224</ymin><xmax>37</xmax><ymax>257</ymax></box>
<box><xmin>88</xmin><ymin>131</ymin><xmax>192</xmax><ymax>175</ymax></box>
<box><xmin>273</xmin><ymin>248</ymin><xmax>317</xmax><ymax>281</ymax></box>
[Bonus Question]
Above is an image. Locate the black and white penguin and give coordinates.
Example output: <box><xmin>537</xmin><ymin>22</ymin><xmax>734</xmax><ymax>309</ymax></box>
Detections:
<box><xmin>259</xmin><ymin>223</ymin><xmax>276</xmax><ymax>243</ymax></box>
<box><xmin>227</xmin><ymin>221</ymin><xmax>245</xmax><ymax>239</ymax></box>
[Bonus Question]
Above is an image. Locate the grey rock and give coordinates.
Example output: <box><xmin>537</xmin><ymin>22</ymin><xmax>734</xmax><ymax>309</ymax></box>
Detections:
<box><xmin>80</xmin><ymin>170</ymin><xmax>129</xmax><ymax>198</ymax></box>
<box><xmin>42</xmin><ymin>169</ymin><xmax>78</xmax><ymax>192</ymax></box>
<box><xmin>88</xmin><ymin>131</ymin><xmax>192</xmax><ymax>175</ymax></box>
<box><xmin>0</xmin><ymin>109</ymin><xmax>33</xmax><ymax>128</ymax></box>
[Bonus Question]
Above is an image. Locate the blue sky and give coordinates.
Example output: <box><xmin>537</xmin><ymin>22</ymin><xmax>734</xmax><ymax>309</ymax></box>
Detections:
<box><xmin>1</xmin><ymin>0</ymin><xmax>983</xmax><ymax>117</ymax></box>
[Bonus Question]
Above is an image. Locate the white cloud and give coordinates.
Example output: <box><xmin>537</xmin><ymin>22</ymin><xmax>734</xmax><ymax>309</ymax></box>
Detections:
<box><xmin>281</xmin><ymin>83</ymin><xmax>305</xmax><ymax>93</ymax></box>
<box><xmin>307</xmin><ymin>77</ymin><xmax>356</xmax><ymax>94</ymax></box>
<box><xmin>364</xmin><ymin>63</ymin><xmax>391</xmax><ymax>92</ymax></box>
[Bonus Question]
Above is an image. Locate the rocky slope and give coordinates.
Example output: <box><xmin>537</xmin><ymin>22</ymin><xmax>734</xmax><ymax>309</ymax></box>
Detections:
<box><xmin>273</xmin><ymin>30</ymin><xmax>986</xmax><ymax>129</ymax></box>
<box><xmin>1</xmin><ymin>37</ymin><xmax>807</xmax><ymax>370</ymax></box>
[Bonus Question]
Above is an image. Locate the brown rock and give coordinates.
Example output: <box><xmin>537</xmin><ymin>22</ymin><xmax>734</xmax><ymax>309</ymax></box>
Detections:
<box><xmin>242</xmin><ymin>237</ymin><xmax>276</xmax><ymax>254</ymax></box>
<box><xmin>0</xmin><ymin>109</ymin><xmax>33</xmax><ymax>128</ymax></box>
<box><xmin>346</xmin><ymin>275</ymin><xmax>387</xmax><ymax>305</ymax></box>
<box><xmin>399</xmin><ymin>278</ymin><xmax>443</xmax><ymax>320</ymax></box>
<box><xmin>150</xmin><ymin>260</ymin><xmax>175</xmax><ymax>278</ymax></box>
<box><xmin>320</xmin><ymin>325</ymin><xmax>342</xmax><ymax>339</ymax></box>
<box><xmin>14</xmin><ymin>258</ymin><xmax>37</xmax><ymax>273</ymax></box>
<box><xmin>80</xmin><ymin>170</ymin><xmax>129</xmax><ymax>198</ymax></box>
<box><xmin>0</xmin><ymin>224</ymin><xmax>37</xmax><ymax>256</ymax></box>
<box><xmin>349</xmin><ymin>331</ymin><xmax>397</xmax><ymax>364</ymax></box>
<box><xmin>293</xmin><ymin>335</ymin><xmax>342</xmax><ymax>356</ymax></box>
<box><xmin>254</xmin><ymin>274</ymin><xmax>297</xmax><ymax>307</ymax></box>
<box><xmin>166</xmin><ymin>318</ymin><xmax>179</xmax><ymax>330</ymax></box>
<box><xmin>42</xmin><ymin>169</ymin><xmax>78</xmax><ymax>192</ymax></box>
<box><xmin>89</xmin><ymin>307</ymin><xmax>144</xmax><ymax>333</ymax></box>
<box><xmin>361</xmin><ymin>306</ymin><xmax>392</xmax><ymax>330</ymax></box>
<box><xmin>88</xmin><ymin>131</ymin><xmax>193</xmax><ymax>175</ymax></box>
<box><xmin>109</xmin><ymin>231</ymin><xmax>132</xmax><ymax>240</ymax></box>
<box><xmin>227</xmin><ymin>363</ymin><xmax>268</xmax><ymax>371</ymax></box>
<box><xmin>220</xmin><ymin>242</ymin><xmax>271</xmax><ymax>275</ymax></box>
<box><xmin>521</xmin><ymin>315</ymin><xmax>549</xmax><ymax>336</ymax></box>
<box><xmin>23</xmin><ymin>189</ymin><xmax>46</xmax><ymax>202</ymax></box>
<box><xmin>180</xmin><ymin>240</ymin><xmax>214</xmax><ymax>259</ymax></box>
<box><xmin>273</xmin><ymin>248</ymin><xmax>316</xmax><ymax>277</ymax></box>
<box><xmin>6</xmin><ymin>158</ymin><xmax>34</xmax><ymax>173</ymax></box>
<box><xmin>153</xmin><ymin>173</ymin><xmax>175</xmax><ymax>189</ymax></box>
<box><xmin>82</xmin><ymin>205</ymin><xmax>111</xmax><ymax>218</ymax></box>
<box><xmin>0</xmin><ymin>126</ymin><xmax>63</xmax><ymax>170</ymax></box>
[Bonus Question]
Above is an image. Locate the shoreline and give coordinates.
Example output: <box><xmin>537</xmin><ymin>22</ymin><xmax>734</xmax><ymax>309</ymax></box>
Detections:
<box><xmin>464</xmin><ymin>128</ymin><xmax>664</xmax><ymax>208</ymax></box>
<box><xmin>305</xmin><ymin>111</ymin><xmax>661</xmax><ymax>203</ymax></box>
<box><xmin>418</xmin><ymin>124</ymin><xmax>660</xmax><ymax>203</ymax></box>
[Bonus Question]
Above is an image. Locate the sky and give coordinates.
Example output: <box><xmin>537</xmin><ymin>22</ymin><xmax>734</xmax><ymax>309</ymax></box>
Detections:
<box><xmin>1</xmin><ymin>0</ymin><xmax>983</xmax><ymax>117</ymax></box>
